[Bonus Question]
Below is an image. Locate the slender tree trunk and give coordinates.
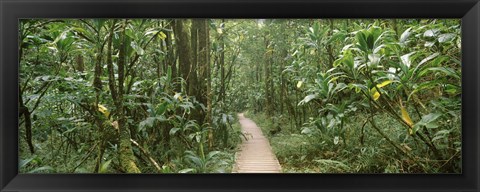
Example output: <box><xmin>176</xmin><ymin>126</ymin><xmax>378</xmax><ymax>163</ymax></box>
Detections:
<box><xmin>264</xmin><ymin>35</ymin><xmax>273</xmax><ymax>117</ymax></box>
<box><xmin>92</xmin><ymin>28</ymin><xmax>105</xmax><ymax>172</ymax></box>
<box><xmin>117</xmin><ymin>20</ymin><xmax>141</xmax><ymax>173</ymax></box>
<box><xmin>327</xmin><ymin>19</ymin><xmax>335</xmax><ymax>69</ymax></box>
<box><xmin>95</xmin><ymin>20</ymin><xmax>117</xmax><ymax>173</ymax></box>
<box><xmin>197</xmin><ymin>19</ymin><xmax>211</xmax><ymax>145</ymax></box>
<box><xmin>165</xmin><ymin>20</ymin><xmax>177</xmax><ymax>80</ymax></box>
<box><xmin>174</xmin><ymin>19</ymin><xmax>192</xmax><ymax>93</ymax></box>
<box><xmin>190</xmin><ymin>20</ymin><xmax>199</xmax><ymax>97</ymax></box>
<box><xmin>19</xmin><ymin>95</ymin><xmax>34</xmax><ymax>154</ymax></box>
<box><xmin>219</xmin><ymin>19</ymin><xmax>226</xmax><ymax>104</ymax></box>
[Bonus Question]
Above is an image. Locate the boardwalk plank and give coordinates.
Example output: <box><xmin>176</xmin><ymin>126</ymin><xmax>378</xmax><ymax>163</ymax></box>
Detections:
<box><xmin>232</xmin><ymin>113</ymin><xmax>282</xmax><ymax>173</ymax></box>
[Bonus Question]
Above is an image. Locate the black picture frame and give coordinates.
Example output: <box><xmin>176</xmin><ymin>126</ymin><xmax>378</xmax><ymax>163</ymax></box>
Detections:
<box><xmin>1</xmin><ymin>0</ymin><xmax>479</xmax><ymax>191</ymax></box>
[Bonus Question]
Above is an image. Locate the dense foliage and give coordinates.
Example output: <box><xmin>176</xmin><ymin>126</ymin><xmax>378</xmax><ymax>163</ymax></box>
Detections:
<box><xmin>19</xmin><ymin>19</ymin><xmax>461</xmax><ymax>173</ymax></box>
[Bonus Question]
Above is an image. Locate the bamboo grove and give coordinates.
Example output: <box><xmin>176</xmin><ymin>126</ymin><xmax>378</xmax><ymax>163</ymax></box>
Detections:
<box><xmin>19</xmin><ymin>19</ymin><xmax>461</xmax><ymax>173</ymax></box>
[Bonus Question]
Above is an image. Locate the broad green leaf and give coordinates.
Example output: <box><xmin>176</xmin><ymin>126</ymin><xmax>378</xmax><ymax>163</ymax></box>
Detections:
<box><xmin>145</xmin><ymin>30</ymin><xmax>159</xmax><ymax>36</ymax></box>
<box><xmin>423</xmin><ymin>29</ymin><xmax>439</xmax><ymax>38</ymax></box>
<box><xmin>408</xmin><ymin>80</ymin><xmax>441</xmax><ymax>100</ymax></box>
<box><xmin>425</xmin><ymin>122</ymin><xmax>440</xmax><ymax>129</ymax></box>
<box><xmin>207</xmin><ymin>151</ymin><xmax>221</xmax><ymax>160</ymax></box>
<box><xmin>424</xmin><ymin>41</ymin><xmax>435</xmax><ymax>47</ymax></box>
<box><xmin>368</xmin><ymin>54</ymin><xmax>381</xmax><ymax>66</ymax></box>
<box><xmin>356</xmin><ymin>31</ymin><xmax>368</xmax><ymax>52</ymax></box>
<box><xmin>445</xmin><ymin>84</ymin><xmax>460</xmax><ymax>95</ymax></box>
<box><xmin>169</xmin><ymin>127</ymin><xmax>181</xmax><ymax>136</ymax></box>
<box><xmin>369</xmin><ymin>26</ymin><xmax>383</xmax><ymax>44</ymax></box>
<box><xmin>179</xmin><ymin>168</ymin><xmax>195</xmax><ymax>173</ymax></box>
<box><xmin>425</xmin><ymin>67</ymin><xmax>460</xmax><ymax>79</ymax></box>
<box><xmin>400</xmin><ymin>52</ymin><xmax>415</xmax><ymax>68</ymax></box>
<box><xmin>99</xmin><ymin>160</ymin><xmax>112</xmax><ymax>173</ymax></box>
<box><xmin>298</xmin><ymin>94</ymin><xmax>317</xmax><ymax>106</ymax></box>
<box><xmin>156</xmin><ymin>102</ymin><xmax>169</xmax><ymax>115</ymax></box>
<box><xmin>174</xmin><ymin>92</ymin><xmax>183</xmax><ymax>101</ymax></box>
<box><xmin>28</xmin><ymin>166</ymin><xmax>54</xmax><ymax>173</ymax></box>
<box><xmin>130</xmin><ymin>41</ymin><xmax>145</xmax><ymax>55</ymax></box>
<box><xmin>93</xmin><ymin>19</ymin><xmax>106</xmax><ymax>32</ymax></box>
<box><xmin>411</xmin><ymin>53</ymin><xmax>440</xmax><ymax>78</ymax></box>
<box><xmin>328</xmin><ymin>31</ymin><xmax>346</xmax><ymax>44</ymax></box>
<box><xmin>20</xmin><ymin>157</ymin><xmax>37</xmax><ymax>168</ymax></box>
<box><xmin>418</xmin><ymin>53</ymin><xmax>440</xmax><ymax>66</ymax></box>
<box><xmin>399</xmin><ymin>27</ymin><xmax>412</xmax><ymax>43</ymax></box>
<box><xmin>301</xmin><ymin>127</ymin><xmax>312</xmax><ymax>135</ymax></box>
<box><xmin>421</xmin><ymin>113</ymin><xmax>442</xmax><ymax>124</ymax></box>
<box><xmin>139</xmin><ymin>117</ymin><xmax>158</xmax><ymax>129</ymax></box>
<box><xmin>438</xmin><ymin>33</ymin><xmax>455</xmax><ymax>43</ymax></box>
<box><xmin>340</xmin><ymin>52</ymin><xmax>354</xmax><ymax>68</ymax></box>
<box><xmin>366</xmin><ymin>33</ymin><xmax>374</xmax><ymax>50</ymax></box>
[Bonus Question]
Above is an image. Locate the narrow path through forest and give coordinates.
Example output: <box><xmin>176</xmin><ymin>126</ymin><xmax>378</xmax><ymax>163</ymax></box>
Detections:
<box><xmin>232</xmin><ymin>113</ymin><xmax>282</xmax><ymax>173</ymax></box>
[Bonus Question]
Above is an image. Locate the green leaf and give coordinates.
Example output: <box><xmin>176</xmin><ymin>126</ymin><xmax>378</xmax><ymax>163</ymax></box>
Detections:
<box><xmin>99</xmin><ymin>160</ymin><xmax>112</xmax><ymax>173</ymax></box>
<box><xmin>207</xmin><ymin>151</ymin><xmax>221</xmax><ymax>160</ymax></box>
<box><xmin>145</xmin><ymin>30</ymin><xmax>159</xmax><ymax>36</ymax></box>
<box><xmin>438</xmin><ymin>33</ymin><xmax>455</xmax><ymax>43</ymax></box>
<box><xmin>418</xmin><ymin>53</ymin><xmax>440</xmax><ymax>66</ymax></box>
<box><xmin>408</xmin><ymin>80</ymin><xmax>441</xmax><ymax>100</ymax></box>
<box><xmin>28</xmin><ymin>166</ymin><xmax>54</xmax><ymax>173</ymax></box>
<box><xmin>20</xmin><ymin>157</ymin><xmax>36</xmax><ymax>168</ymax></box>
<box><xmin>445</xmin><ymin>84</ymin><xmax>460</xmax><ymax>95</ymax></box>
<box><xmin>298</xmin><ymin>94</ymin><xmax>317</xmax><ymax>106</ymax></box>
<box><xmin>424</xmin><ymin>41</ymin><xmax>435</xmax><ymax>47</ymax></box>
<box><xmin>130</xmin><ymin>41</ymin><xmax>145</xmax><ymax>55</ymax></box>
<box><xmin>139</xmin><ymin>117</ymin><xmax>156</xmax><ymax>129</ymax></box>
<box><xmin>93</xmin><ymin>19</ymin><xmax>106</xmax><ymax>32</ymax></box>
<box><xmin>301</xmin><ymin>127</ymin><xmax>313</xmax><ymax>135</ymax></box>
<box><xmin>368</xmin><ymin>54</ymin><xmax>381</xmax><ymax>66</ymax></box>
<box><xmin>400</xmin><ymin>52</ymin><xmax>415</xmax><ymax>68</ymax></box>
<box><xmin>195</xmin><ymin>134</ymin><xmax>201</xmax><ymax>143</ymax></box>
<box><xmin>366</xmin><ymin>33</ymin><xmax>374</xmax><ymax>50</ymax></box>
<box><xmin>156</xmin><ymin>102</ymin><xmax>169</xmax><ymax>115</ymax></box>
<box><xmin>328</xmin><ymin>31</ymin><xmax>346</xmax><ymax>44</ymax></box>
<box><xmin>423</xmin><ymin>29</ymin><xmax>439</xmax><ymax>38</ymax></box>
<box><xmin>411</xmin><ymin>53</ymin><xmax>440</xmax><ymax>78</ymax></box>
<box><xmin>413</xmin><ymin>113</ymin><xmax>442</xmax><ymax>132</ymax></box>
<box><xmin>169</xmin><ymin>127</ymin><xmax>181</xmax><ymax>136</ymax></box>
<box><xmin>340</xmin><ymin>52</ymin><xmax>354</xmax><ymax>68</ymax></box>
<box><xmin>369</xmin><ymin>26</ymin><xmax>383</xmax><ymax>45</ymax></box>
<box><xmin>179</xmin><ymin>168</ymin><xmax>195</xmax><ymax>173</ymax></box>
<box><xmin>423</xmin><ymin>67</ymin><xmax>460</xmax><ymax>79</ymax></box>
<box><xmin>399</xmin><ymin>27</ymin><xmax>412</xmax><ymax>43</ymax></box>
<box><xmin>425</xmin><ymin>122</ymin><xmax>440</xmax><ymax>129</ymax></box>
<box><xmin>421</xmin><ymin>113</ymin><xmax>442</xmax><ymax>124</ymax></box>
<box><xmin>356</xmin><ymin>31</ymin><xmax>368</xmax><ymax>52</ymax></box>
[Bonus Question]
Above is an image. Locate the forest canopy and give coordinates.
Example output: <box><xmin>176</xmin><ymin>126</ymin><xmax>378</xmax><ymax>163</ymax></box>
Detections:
<box><xmin>19</xmin><ymin>19</ymin><xmax>461</xmax><ymax>173</ymax></box>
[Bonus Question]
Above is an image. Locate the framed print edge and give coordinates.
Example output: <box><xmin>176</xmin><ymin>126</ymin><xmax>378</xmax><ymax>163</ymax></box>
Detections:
<box><xmin>1</xmin><ymin>0</ymin><xmax>479</xmax><ymax>192</ymax></box>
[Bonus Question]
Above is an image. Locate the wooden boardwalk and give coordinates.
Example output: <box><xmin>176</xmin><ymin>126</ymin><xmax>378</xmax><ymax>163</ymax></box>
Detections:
<box><xmin>232</xmin><ymin>113</ymin><xmax>282</xmax><ymax>173</ymax></box>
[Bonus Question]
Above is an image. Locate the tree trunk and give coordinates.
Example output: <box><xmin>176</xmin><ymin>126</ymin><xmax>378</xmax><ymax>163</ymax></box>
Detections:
<box><xmin>220</xmin><ymin>19</ymin><xmax>226</xmax><ymax>104</ymax></box>
<box><xmin>174</xmin><ymin>19</ymin><xmax>193</xmax><ymax>93</ymax></box>
<box><xmin>117</xmin><ymin>20</ymin><xmax>141</xmax><ymax>173</ymax></box>
<box><xmin>165</xmin><ymin>20</ymin><xmax>177</xmax><ymax>83</ymax></box>
<box><xmin>196</xmin><ymin>19</ymin><xmax>212</xmax><ymax>146</ymax></box>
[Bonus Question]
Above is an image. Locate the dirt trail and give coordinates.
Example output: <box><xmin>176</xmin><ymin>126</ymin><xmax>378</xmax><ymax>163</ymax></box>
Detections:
<box><xmin>232</xmin><ymin>113</ymin><xmax>282</xmax><ymax>173</ymax></box>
